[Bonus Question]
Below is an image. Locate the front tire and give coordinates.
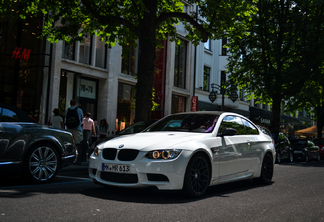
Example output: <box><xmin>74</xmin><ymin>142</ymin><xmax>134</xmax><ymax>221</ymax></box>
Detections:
<box><xmin>183</xmin><ymin>154</ymin><xmax>211</xmax><ymax>198</ymax></box>
<box><xmin>253</xmin><ymin>153</ymin><xmax>274</xmax><ymax>185</ymax></box>
<box><xmin>24</xmin><ymin>144</ymin><xmax>59</xmax><ymax>184</ymax></box>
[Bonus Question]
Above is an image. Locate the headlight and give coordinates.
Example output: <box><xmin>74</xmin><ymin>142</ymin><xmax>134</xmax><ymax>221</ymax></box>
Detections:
<box><xmin>94</xmin><ymin>147</ymin><xmax>99</xmax><ymax>156</ymax></box>
<box><xmin>145</xmin><ymin>149</ymin><xmax>182</xmax><ymax>160</ymax></box>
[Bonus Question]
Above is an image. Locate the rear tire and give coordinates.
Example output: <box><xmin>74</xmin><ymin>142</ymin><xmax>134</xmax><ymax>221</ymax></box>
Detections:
<box><xmin>183</xmin><ymin>154</ymin><xmax>211</xmax><ymax>198</ymax></box>
<box><xmin>253</xmin><ymin>153</ymin><xmax>273</xmax><ymax>185</ymax></box>
<box><xmin>24</xmin><ymin>144</ymin><xmax>59</xmax><ymax>184</ymax></box>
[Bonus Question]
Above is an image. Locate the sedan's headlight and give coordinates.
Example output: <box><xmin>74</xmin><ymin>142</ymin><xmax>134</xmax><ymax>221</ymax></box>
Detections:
<box><xmin>94</xmin><ymin>147</ymin><xmax>99</xmax><ymax>156</ymax></box>
<box><xmin>145</xmin><ymin>149</ymin><xmax>182</xmax><ymax>160</ymax></box>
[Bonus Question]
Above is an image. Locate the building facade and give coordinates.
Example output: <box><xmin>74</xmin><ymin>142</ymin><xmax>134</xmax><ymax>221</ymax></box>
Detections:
<box><xmin>0</xmin><ymin>6</ymin><xmax>313</xmax><ymax>137</ymax></box>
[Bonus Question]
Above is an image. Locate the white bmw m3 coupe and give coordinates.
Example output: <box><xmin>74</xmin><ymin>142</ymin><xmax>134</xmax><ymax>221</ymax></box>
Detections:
<box><xmin>89</xmin><ymin>111</ymin><xmax>275</xmax><ymax>197</ymax></box>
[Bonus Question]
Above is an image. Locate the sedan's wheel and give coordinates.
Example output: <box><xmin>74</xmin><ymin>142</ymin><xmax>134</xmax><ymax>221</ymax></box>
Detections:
<box><xmin>253</xmin><ymin>153</ymin><xmax>273</xmax><ymax>185</ymax></box>
<box><xmin>288</xmin><ymin>151</ymin><xmax>294</xmax><ymax>163</ymax></box>
<box><xmin>276</xmin><ymin>152</ymin><xmax>281</xmax><ymax>164</ymax></box>
<box><xmin>24</xmin><ymin>144</ymin><xmax>59</xmax><ymax>183</ymax></box>
<box><xmin>183</xmin><ymin>154</ymin><xmax>211</xmax><ymax>198</ymax></box>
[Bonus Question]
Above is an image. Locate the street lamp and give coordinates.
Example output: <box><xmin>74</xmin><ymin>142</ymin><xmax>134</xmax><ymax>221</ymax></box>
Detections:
<box><xmin>208</xmin><ymin>83</ymin><xmax>238</xmax><ymax>111</ymax></box>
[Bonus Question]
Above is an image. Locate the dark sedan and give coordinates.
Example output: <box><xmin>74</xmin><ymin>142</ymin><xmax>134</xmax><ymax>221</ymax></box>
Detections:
<box><xmin>272</xmin><ymin>132</ymin><xmax>293</xmax><ymax>163</ymax></box>
<box><xmin>0</xmin><ymin>103</ymin><xmax>76</xmax><ymax>183</ymax></box>
<box><xmin>290</xmin><ymin>139</ymin><xmax>320</xmax><ymax>162</ymax></box>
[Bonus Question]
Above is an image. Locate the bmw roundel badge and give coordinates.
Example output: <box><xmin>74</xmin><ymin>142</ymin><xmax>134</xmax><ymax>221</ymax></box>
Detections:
<box><xmin>119</xmin><ymin>144</ymin><xmax>124</xmax><ymax>148</ymax></box>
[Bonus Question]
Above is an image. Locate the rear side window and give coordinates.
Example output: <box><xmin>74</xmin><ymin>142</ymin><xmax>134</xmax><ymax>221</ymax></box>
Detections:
<box><xmin>242</xmin><ymin>119</ymin><xmax>259</xmax><ymax>135</ymax></box>
<box><xmin>219</xmin><ymin>116</ymin><xmax>246</xmax><ymax>135</ymax></box>
<box><xmin>1</xmin><ymin>108</ymin><xmax>20</xmax><ymax>122</ymax></box>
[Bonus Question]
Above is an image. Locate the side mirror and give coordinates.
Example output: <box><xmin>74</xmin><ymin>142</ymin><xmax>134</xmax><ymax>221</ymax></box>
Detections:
<box><xmin>219</xmin><ymin>128</ymin><xmax>237</xmax><ymax>137</ymax></box>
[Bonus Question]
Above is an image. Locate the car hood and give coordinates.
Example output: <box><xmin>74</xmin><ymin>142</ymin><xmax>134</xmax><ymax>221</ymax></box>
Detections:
<box><xmin>97</xmin><ymin>131</ymin><xmax>210</xmax><ymax>151</ymax></box>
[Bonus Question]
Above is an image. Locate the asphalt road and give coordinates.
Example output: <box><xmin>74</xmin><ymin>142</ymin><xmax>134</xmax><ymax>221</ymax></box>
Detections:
<box><xmin>0</xmin><ymin>160</ymin><xmax>323</xmax><ymax>222</ymax></box>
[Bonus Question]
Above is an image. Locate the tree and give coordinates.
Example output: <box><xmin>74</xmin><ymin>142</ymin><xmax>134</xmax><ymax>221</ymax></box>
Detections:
<box><xmin>286</xmin><ymin>73</ymin><xmax>324</xmax><ymax>138</ymax></box>
<box><xmin>1</xmin><ymin>0</ymin><xmax>253</xmax><ymax>121</ymax></box>
<box><xmin>226</xmin><ymin>0</ymin><xmax>324</xmax><ymax>134</ymax></box>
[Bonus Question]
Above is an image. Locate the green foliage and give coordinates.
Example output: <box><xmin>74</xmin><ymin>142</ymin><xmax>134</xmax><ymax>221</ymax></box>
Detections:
<box><xmin>226</xmin><ymin>0</ymin><xmax>324</xmax><ymax>131</ymax></box>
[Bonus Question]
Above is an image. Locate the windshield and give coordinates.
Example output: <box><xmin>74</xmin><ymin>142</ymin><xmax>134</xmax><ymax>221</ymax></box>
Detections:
<box><xmin>145</xmin><ymin>114</ymin><xmax>219</xmax><ymax>133</ymax></box>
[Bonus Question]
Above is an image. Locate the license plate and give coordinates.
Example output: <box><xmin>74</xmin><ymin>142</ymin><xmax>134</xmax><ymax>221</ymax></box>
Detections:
<box><xmin>102</xmin><ymin>163</ymin><xmax>130</xmax><ymax>173</ymax></box>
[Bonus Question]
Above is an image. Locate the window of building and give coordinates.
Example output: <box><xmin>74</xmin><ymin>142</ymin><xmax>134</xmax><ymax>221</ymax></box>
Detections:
<box><xmin>203</xmin><ymin>66</ymin><xmax>210</xmax><ymax>91</ymax></box>
<box><xmin>62</xmin><ymin>41</ymin><xmax>75</xmax><ymax>60</ymax></box>
<box><xmin>239</xmin><ymin>89</ymin><xmax>244</xmax><ymax>101</ymax></box>
<box><xmin>171</xmin><ymin>94</ymin><xmax>186</xmax><ymax>114</ymax></box>
<box><xmin>204</xmin><ymin>39</ymin><xmax>211</xmax><ymax>51</ymax></box>
<box><xmin>121</xmin><ymin>43</ymin><xmax>136</xmax><ymax>75</ymax></box>
<box><xmin>79</xmin><ymin>35</ymin><xmax>92</xmax><ymax>64</ymax></box>
<box><xmin>221</xmin><ymin>38</ymin><xmax>227</xmax><ymax>56</ymax></box>
<box><xmin>221</xmin><ymin>71</ymin><xmax>226</xmax><ymax>87</ymax></box>
<box><xmin>95</xmin><ymin>36</ymin><xmax>107</xmax><ymax>68</ymax></box>
<box><xmin>174</xmin><ymin>39</ymin><xmax>187</xmax><ymax>89</ymax></box>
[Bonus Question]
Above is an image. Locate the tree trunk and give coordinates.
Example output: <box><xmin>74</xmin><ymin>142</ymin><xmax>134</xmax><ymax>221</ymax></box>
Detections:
<box><xmin>135</xmin><ymin>4</ymin><xmax>157</xmax><ymax>122</ymax></box>
<box><xmin>270</xmin><ymin>96</ymin><xmax>282</xmax><ymax>135</ymax></box>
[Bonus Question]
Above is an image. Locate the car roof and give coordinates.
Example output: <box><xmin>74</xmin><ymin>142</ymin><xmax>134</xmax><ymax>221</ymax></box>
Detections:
<box><xmin>0</xmin><ymin>102</ymin><xmax>35</xmax><ymax>122</ymax></box>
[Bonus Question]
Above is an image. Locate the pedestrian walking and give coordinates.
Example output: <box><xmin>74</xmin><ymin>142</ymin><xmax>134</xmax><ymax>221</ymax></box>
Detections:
<box><xmin>99</xmin><ymin>119</ymin><xmax>109</xmax><ymax>139</ymax></box>
<box><xmin>48</xmin><ymin>108</ymin><xmax>64</xmax><ymax>129</ymax></box>
<box><xmin>82</xmin><ymin>112</ymin><xmax>96</xmax><ymax>144</ymax></box>
<box><xmin>65</xmin><ymin>99</ymin><xmax>83</xmax><ymax>164</ymax></box>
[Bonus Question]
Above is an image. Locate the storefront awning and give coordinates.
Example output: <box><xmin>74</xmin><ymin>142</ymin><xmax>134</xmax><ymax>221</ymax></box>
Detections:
<box><xmin>295</xmin><ymin>126</ymin><xmax>324</xmax><ymax>137</ymax></box>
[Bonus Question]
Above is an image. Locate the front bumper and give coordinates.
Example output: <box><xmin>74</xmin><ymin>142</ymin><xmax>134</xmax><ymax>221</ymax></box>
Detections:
<box><xmin>88</xmin><ymin>149</ymin><xmax>191</xmax><ymax>190</ymax></box>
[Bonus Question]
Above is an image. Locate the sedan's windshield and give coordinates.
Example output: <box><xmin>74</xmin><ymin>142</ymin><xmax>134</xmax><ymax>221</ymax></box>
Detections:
<box><xmin>145</xmin><ymin>114</ymin><xmax>219</xmax><ymax>133</ymax></box>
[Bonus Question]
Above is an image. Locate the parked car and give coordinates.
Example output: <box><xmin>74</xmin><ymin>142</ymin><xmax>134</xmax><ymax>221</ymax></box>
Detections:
<box><xmin>0</xmin><ymin>103</ymin><xmax>76</xmax><ymax>183</ymax></box>
<box><xmin>89</xmin><ymin>111</ymin><xmax>275</xmax><ymax>197</ymax></box>
<box><xmin>312</xmin><ymin>138</ymin><xmax>324</xmax><ymax>159</ymax></box>
<box><xmin>290</xmin><ymin>139</ymin><xmax>320</xmax><ymax>161</ymax></box>
<box><xmin>272</xmin><ymin>132</ymin><xmax>293</xmax><ymax>163</ymax></box>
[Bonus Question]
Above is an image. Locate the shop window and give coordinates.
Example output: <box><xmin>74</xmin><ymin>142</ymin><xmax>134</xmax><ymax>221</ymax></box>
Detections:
<box><xmin>121</xmin><ymin>43</ymin><xmax>136</xmax><ymax>75</ymax></box>
<box><xmin>117</xmin><ymin>82</ymin><xmax>136</xmax><ymax>131</ymax></box>
<box><xmin>95</xmin><ymin>36</ymin><xmax>107</xmax><ymax>68</ymax></box>
<box><xmin>174</xmin><ymin>39</ymin><xmax>187</xmax><ymax>89</ymax></box>
<box><xmin>171</xmin><ymin>94</ymin><xmax>186</xmax><ymax>114</ymax></box>
<box><xmin>203</xmin><ymin>66</ymin><xmax>210</xmax><ymax>91</ymax></box>
<box><xmin>62</xmin><ymin>41</ymin><xmax>75</xmax><ymax>60</ymax></box>
<box><xmin>79</xmin><ymin>35</ymin><xmax>92</xmax><ymax>64</ymax></box>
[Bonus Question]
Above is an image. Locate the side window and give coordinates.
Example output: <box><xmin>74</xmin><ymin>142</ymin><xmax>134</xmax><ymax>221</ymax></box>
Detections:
<box><xmin>242</xmin><ymin>118</ymin><xmax>259</xmax><ymax>135</ymax></box>
<box><xmin>219</xmin><ymin>116</ymin><xmax>246</xmax><ymax>135</ymax></box>
<box><xmin>2</xmin><ymin>108</ymin><xmax>20</xmax><ymax>122</ymax></box>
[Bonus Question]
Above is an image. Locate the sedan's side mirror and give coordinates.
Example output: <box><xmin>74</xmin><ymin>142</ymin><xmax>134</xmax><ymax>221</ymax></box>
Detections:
<box><xmin>218</xmin><ymin>128</ymin><xmax>237</xmax><ymax>137</ymax></box>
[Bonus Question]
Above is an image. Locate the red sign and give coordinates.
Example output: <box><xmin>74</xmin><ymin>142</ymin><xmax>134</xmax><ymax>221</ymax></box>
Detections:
<box><xmin>12</xmin><ymin>47</ymin><xmax>31</xmax><ymax>62</ymax></box>
<box><xmin>191</xmin><ymin>96</ymin><xmax>198</xmax><ymax>111</ymax></box>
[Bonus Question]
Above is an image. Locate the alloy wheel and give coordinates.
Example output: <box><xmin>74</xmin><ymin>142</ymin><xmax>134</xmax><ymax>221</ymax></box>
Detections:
<box><xmin>26</xmin><ymin>145</ymin><xmax>59</xmax><ymax>182</ymax></box>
